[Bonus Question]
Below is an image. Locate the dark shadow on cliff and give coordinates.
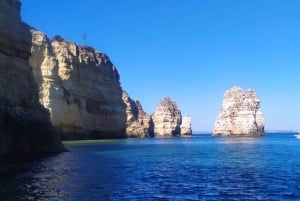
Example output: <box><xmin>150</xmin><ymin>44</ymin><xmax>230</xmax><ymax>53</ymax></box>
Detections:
<box><xmin>0</xmin><ymin>0</ymin><xmax>66</xmax><ymax>177</ymax></box>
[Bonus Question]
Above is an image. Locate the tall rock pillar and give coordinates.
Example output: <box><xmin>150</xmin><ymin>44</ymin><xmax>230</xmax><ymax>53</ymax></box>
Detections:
<box><xmin>213</xmin><ymin>86</ymin><xmax>264</xmax><ymax>136</ymax></box>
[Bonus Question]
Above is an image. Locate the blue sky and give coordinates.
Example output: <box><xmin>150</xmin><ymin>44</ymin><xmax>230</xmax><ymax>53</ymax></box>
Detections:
<box><xmin>21</xmin><ymin>0</ymin><xmax>300</xmax><ymax>131</ymax></box>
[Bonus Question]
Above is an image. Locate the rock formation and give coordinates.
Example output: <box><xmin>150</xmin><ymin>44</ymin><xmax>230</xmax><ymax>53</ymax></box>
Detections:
<box><xmin>7</xmin><ymin>0</ymin><xmax>191</xmax><ymax>141</ymax></box>
<box><xmin>0</xmin><ymin>0</ymin><xmax>65</xmax><ymax>171</ymax></box>
<box><xmin>123</xmin><ymin>94</ymin><xmax>192</xmax><ymax>138</ymax></box>
<box><xmin>180</xmin><ymin>115</ymin><xmax>192</xmax><ymax>137</ymax></box>
<box><xmin>122</xmin><ymin>91</ymin><xmax>154</xmax><ymax>138</ymax></box>
<box><xmin>213</xmin><ymin>86</ymin><xmax>264</xmax><ymax>136</ymax></box>
<box><xmin>29</xmin><ymin>30</ymin><xmax>126</xmax><ymax>140</ymax></box>
<box><xmin>28</xmin><ymin>20</ymin><xmax>191</xmax><ymax>140</ymax></box>
<box><xmin>152</xmin><ymin>98</ymin><xmax>182</xmax><ymax>137</ymax></box>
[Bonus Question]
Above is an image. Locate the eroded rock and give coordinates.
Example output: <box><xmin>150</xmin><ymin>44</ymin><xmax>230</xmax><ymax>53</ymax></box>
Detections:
<box><xmin>180</xmin><ymin>115</ymin><xmax>192</xmax><ymax>137</ymax></box>
<box><xmin>152</xmin><ymin>98</ymin><xmax>182</xmax><ymax>137</ymax></box>
<box><xmin>122</xmin><ymin>91</ymin><xmax>154</xmax><ymax>138</ymax></box>
<box><xmin>213</xmin><ymin>86</ymin><xmax>264</xmax><ymax>136</ymax></box>
<box><xmin>29</xmin><ymin>30</ymin><xmax>126</xmax><ymax>139</ymax></box>
<box><xmin>0</xmin><ymin>0</ymin><xmax>65</xmax><ymax>167</ymax></box>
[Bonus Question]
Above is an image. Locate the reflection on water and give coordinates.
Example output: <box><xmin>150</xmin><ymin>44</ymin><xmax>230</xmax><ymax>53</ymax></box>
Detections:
<box><xmin>217</xmin><ymin>136</ymin><xmax>263</xmax><ymax>144</ymax></box>
<box><xmin>1</xmin><ymin>133</ymin><xmax>300</xmax><ymax>200</ymax></box>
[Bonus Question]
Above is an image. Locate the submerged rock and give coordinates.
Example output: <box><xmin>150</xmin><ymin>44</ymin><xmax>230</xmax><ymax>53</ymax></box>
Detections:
<box><xmin>122</xmin><ymin>91</ymin><xmax>154</xmax><ymax>138</ymax></box>
<box><xmin>213</xmin><ymin>86</ymin><xmax>264</xmax><ymax>136</ymax></box>
<box><xmin>0</xmin><ymin>0</ymin><xmax>65</xmax><ymax>173</ymax></box>
<box><xmin>152</xmin><ymin>98</ymin><xmax>182</xmax><ymax>137</ymax></box>
<box><xmin>29</xmin><ymin>29</ymin><xmax>126</xmax><ymax>140</ymax></box>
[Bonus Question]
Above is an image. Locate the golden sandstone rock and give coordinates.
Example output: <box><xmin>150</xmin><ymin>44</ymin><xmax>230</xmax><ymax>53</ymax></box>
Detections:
<box><xmin>122</xmin><ymin>91</ymin><xmax>154</xmax><ymax>138</ymax></box>
<box><xmin>29</xmin><ymin>30</ymin><xmax>126</xmax><ymax>139</ymax></box>
<box><xmin>0</xmin><ymin>0</ymin><xmax>64</xmax><ymax>160</ymax></box>
<box><xmin>213</xmin><ymin>86</ymin><xmax>264</xmax><ymax>136</ymax></box>
<box><xmin>151</xmin><ymin>98</ymin><xmax>192</xmax><ymax>137</ymax></box>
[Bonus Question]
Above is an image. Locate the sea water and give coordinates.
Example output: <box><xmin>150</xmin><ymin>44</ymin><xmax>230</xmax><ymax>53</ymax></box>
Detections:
<box><xmin>1</xmin><ymin>133</ymin><xmax>300</xmax><ymax>201</ymax></box>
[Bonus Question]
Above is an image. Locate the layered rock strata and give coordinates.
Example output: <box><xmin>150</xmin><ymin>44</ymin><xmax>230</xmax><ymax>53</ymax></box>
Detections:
<box><xmin>213</xmin><ymin>86</ymin><xmax>264</xmax><ymax>136</ymax></box>
<box><xmin>180</xmin><ymin>115</ymin><xmax>192</xmax><ymax>137</ymax></box>
<box><xmin>29</xmin><ymin>30</ymin><xmax>126</xmax><ymax>140</ymax></box>
<box><xmin>0</xmin><ymin>0</ymin><xmax>65</xmax><ymax>171</ymax></box>
<box><xmin>152</xmin><ymin>98</ymin><xmax>182</xmax><ymax>137</ymax></box>
<box><xmin>122</xmin><ymin>91</ymin><xmax>154</xmax><ymax>138</ymax></box>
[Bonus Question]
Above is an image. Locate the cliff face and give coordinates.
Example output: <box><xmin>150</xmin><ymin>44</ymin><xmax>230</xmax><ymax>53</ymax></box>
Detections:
<box><xmin>152</xmin><ymin>98</ymin><xmax>182</xmax><ymax>137</ymax></box>
<box><xmin>29</xmin><ymin>30</ymin><xmax>126</xmax><ymax>140</ymax></box>
<box><xmin>180</xmin><ymin>115</ymin><xmax>192</xmax><ymax>137</ymax></box>
<box><xmin>213</xmin><ymin>86</ymin><xmax>264</xmax><ymax>136</ymax></box>
<box><xmin>0</xmin><ymin>0</ymin><xmax>65</xmax><ymax>160</ymax></box>
<box><xmin>122</xmin><ymin>91</ymin><xmax>154</xmax><ymax>138</ymax></box>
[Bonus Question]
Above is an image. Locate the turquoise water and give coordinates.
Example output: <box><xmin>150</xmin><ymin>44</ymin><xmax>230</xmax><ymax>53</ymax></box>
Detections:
<box><xmin>1</xmin><ymin>133</ymin><xmax>300</xmax><ymax>200</ymax></box>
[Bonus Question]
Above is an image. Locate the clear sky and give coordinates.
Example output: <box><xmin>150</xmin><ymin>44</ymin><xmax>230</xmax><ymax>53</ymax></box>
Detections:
<box><xmin>21</xmin><ymin>0</ymin><xmax>300</xmax><ymax>132</ymax></box>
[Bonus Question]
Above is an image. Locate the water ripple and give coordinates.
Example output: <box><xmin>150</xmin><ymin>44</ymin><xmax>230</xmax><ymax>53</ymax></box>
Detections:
<box><xmin>1</xmin><ymin>133</ymin><xmax>300</xmax><ymax>200</ymax></box>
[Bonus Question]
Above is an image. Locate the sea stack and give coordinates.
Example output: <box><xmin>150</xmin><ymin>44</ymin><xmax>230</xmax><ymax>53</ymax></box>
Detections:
<box><xmin>180</xmin><ymin>115</ymin><xmax>192</xmax><ymax>137</ymax></box>
<box><xmin>122</xmin><ymin>91</ymin><xmax>154</xmax><ymax>138</ymax></box>
<box><xmin>29</xmin><ymin>30</ymin><xmax>126</xmax><ymax>140</ymax></box>
<box><xmin>213</xmin><ymin>86</ymin><xmax>264</xmax><ymax>136</ymax></box>
<box><xmin>152</xmin><ymin>98</ymin><xmax>182</xmax><ymax>137</ymax></box>
<box><xmin>0</xmin><ymin>0</ymin><xmax>65</xmax><ymax>162</ymax></box>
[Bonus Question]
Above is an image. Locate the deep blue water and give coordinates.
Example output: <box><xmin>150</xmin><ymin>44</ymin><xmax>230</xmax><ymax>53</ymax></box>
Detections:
<box><xmin>1</xmin><ymin>133</ymin><xmax>300</xmax><ymax>201</ymax></box>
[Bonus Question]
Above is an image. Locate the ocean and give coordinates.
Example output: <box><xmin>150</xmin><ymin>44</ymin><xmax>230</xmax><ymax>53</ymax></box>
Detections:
<box><xmin>1</xmin><ymin>133</ymin><xmax>300</xmax><ymax>201</ymax></box>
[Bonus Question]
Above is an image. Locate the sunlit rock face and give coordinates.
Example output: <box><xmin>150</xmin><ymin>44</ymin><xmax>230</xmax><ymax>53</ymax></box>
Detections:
<box><xmin>122</xmin><ymin>91</ymin><xmax>154</xmax><ymax>138</ymax></box>
<box><xmin>29</xmin><ymin>30</ymin><xmax>126</xmax><ymax>140</ymax></box>
<box><xmin>213</xmin><ymin>86</ymin><xmax>264</xmax><ymax>136</ymax></box>
<box><xmin>180</xmin><ymin>115</ymin><xmax>192</xmax><ymax>137</ymax></box>
<box><xmin>0</xmin><ymin>0</ymin><xmax>65</xmax><ymax>159</ymax></box>
<box><xmin>152</xmin><ymin>98</ymin><xmax>182</xmax><ymax>137</ymax></box>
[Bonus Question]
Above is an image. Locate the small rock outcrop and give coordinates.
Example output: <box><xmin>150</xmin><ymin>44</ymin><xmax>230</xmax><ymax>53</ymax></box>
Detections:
<box><xmin>213</xmin><ymin>86</ymin><xmax>264</xmax><ymax>136</ymax></box>
<box><xmin>122</xmin><ymin>91</ymin><xmax>154</xmax><ymax>138</ymax></box>
<box><xmin>29</xmin><ymin>30</ymin><xmax>126</xmax><ymax>140</ymax></box>
<box><xmin>180</xmin><ymin>115</ymin><xmax>192</xmax><ymax>137</ymax></box>
<box><xmin>152</xmin><ymin>98</ymin><xmax>182</xmax><ymax>137</ymax></box>
<box><xmin>0</xmin><ymin>0</ymin><xmax>65</xmax><ymax>168</ymax></box>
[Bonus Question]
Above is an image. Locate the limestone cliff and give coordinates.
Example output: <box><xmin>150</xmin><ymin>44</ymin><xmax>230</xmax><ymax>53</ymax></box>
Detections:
<box><xmin>213</xmin><ymin>86</ymin><xmax>264</xmax><ymax>136</ymax></box>
<box><xmin>122</xmin><ymin>91</ymin><xmax>154</xmax><ymax>138</ymax></box>
<box><xmin>0</xmin><ymin>0</ymin><xmax>65</xmax><ymax>166</ymax></box>
<box><xmin>152</xmin><ymin>98</ymin><xmax>182</xmax><ymax>137</ymax></box>
<box><xmin>29</xmin><ymin>30</ymin><xmax>126</xmax><ymax>139</ymax></box>
<box><xmin>180</xmin><ymin>115</ymin><xmax>192</xmax><ymax>137</ymax></box>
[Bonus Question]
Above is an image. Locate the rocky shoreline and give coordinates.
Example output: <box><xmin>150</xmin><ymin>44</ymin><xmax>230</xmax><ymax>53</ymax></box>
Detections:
<box><xmin>29</xmin><ymin>28</ymin><xmax>192</xmax><ymax>139</ymax></box>
<box><xmin>30</xmin><ymin>29</ymin><xmax>127</xmax><ymax>140</ymax></box>
<box><xmin>0</xmin><ymin>0</ymin><xmax>267</xmax><ymax>176</ymax></box>
<box><xmin>0</xmin><ymin>0</ymin><xmax>192</xmax><ymax>167</ymax></box>
<box><xmin>0</xmin><ymin>0</ymin><xmax>66</xmax><ymax>176</ymax></box>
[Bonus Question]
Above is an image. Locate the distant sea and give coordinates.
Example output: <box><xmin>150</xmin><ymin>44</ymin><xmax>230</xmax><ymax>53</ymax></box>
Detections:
<box><xmin>1</xmin><ymin>133</ymin><xmax>300</xmax><ymax>201</ymax></box>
